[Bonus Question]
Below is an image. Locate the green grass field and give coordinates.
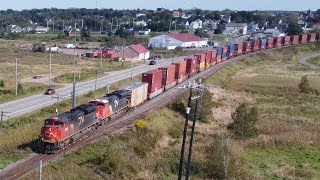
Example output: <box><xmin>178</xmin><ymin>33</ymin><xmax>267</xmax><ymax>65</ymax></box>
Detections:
<box><xmin>306</xmin><ymin>56</ymin><xmax>320</xmax><ymax>67</ymax></box>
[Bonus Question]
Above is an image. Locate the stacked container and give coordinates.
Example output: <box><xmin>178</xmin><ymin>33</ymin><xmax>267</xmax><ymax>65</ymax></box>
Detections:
<box><xmin>194</xmin><ymin>53</ymin><xmax>206</xmax><ymax>72</ymax></box>
<box><xmin>214</xmin><ymin>47</ymin><xmax>222</xmax><ymax>63</ymax></box>
<box><xmin>274</xmin><ymin>37</ymin><xmax>282</xmax><ymax>47</ymax></box>
<box><xmin>205</xmin><ymin>51</ymin><xmax>212</xmax><ymax>68</ymax></box>
<box><xmin>234</xmin><ymin>43</ymin><xmax>243</xmax><ymax>56</ymax></box>
<box><xmin>124</xmin><ymin>82</ymin><xmax>148</xmax><ymax>107</ymax></box>
<box><xmin>317</xmin><ymin>33</ymin><xmax>320</xmax><ymax>42</ymax></box>
<box><xmin>266</xmin><ymin>37</ymin><xmax>275</xmax><ymax>48</ymax></box>
<box><xmin>260</xmin><ymin>39</ymin><xmax>267</xmax><ymax>50</ymax></box>
<box><xmin>142</xmin><ymin>70</ymin><xmax>164</xmax><ymax>99</ymax></box>
<box><xmin>185</xmin><ymin>57</ymin><xmax>197</xmax><ymax>77</ymax></box>
<box><xmin>299</xmin><ymin>34</ymin><xmax>308</xmax><ymax>44</ymax></box>
<box><xmin>308</xmin><ymin>33</ymin><xmax>317</xmax><ymax>43</ymax></box>
<box><xmin>173</xmin><ymin>60</ymin><xmax>187</xmax><ymax>83</ymax></box>
<box><xmin>251</xmin><ymin>40</ymin><xmax>260</xmax><ymax>51</ymax></box>
<box><xmin>227</xmin><ymin>44</ymin><xmax>235</xmax><ymax>57</ymax></box>
<box><xmin>243</xmin><ymin>41</ymin><xmax>252</xmax><ymax>53</ymax></box>
<box><xmin>221</xmin><ymin>46</ymin><xmax>228</xmax><ymax>60</ymax></box>
<box><xmin>290</xmin><ymin>35</ymin><xmax>299</xmax><ymax>45</ymax></box>
<box><xmin>159</xmin><ymin>64</ymin><xmax>177</xmax><ymax>90</ymax></box>
<box><xmin>210</xmin><ymin>49</ymin><xmax>217</xmax><ymax>65</ymax></box>
<box><xmin>282</xmin><ymin>36</ymin><xmax>291</xmax><ymax>46</ymax></box>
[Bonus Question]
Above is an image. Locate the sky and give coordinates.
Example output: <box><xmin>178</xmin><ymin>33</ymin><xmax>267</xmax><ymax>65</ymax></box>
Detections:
<box><xmin>0</xmin><ymin>0</ymin><xmax>319</xmax><ymax>11</ymax></box>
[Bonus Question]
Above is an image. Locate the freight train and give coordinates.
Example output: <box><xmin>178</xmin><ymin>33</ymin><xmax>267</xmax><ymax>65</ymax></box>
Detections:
<box><xmin>39</xmin><ymin>33</ymin><xmax>320</xmax><ymax>153</ymax></box>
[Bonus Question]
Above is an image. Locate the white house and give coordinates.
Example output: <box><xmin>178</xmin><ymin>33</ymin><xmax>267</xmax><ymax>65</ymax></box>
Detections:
<box><xmin>148</xmin><ymin>33</ymin><xmax>207</xmax><ymax>48</ymax></box>
<box><xmin>225</xmin><ymin>23</ymin><xmax>248</xmax><ymax>35</ymax></box>
<box><xmin>36</xmin><ymin>26</ymin><xmax>49</xmax><ymax>33</ymax></box>
<box><xmin>189</xmin><ymin>19</ymin><xmax>203</xmax><ymax>30</ymax></box>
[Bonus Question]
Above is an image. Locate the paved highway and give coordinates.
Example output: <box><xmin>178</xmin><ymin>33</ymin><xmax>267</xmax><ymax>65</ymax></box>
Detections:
<box><xmin>0</xmin><ymin>56</ymin><xmax>187</xmax><ymax>120</ymax></box>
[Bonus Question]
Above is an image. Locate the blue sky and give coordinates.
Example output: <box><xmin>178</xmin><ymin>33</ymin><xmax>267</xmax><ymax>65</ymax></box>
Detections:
<box><xmin>1</xmin><ymin>0</ymin><xmax>319</xmax><ymax>11</ymax></box>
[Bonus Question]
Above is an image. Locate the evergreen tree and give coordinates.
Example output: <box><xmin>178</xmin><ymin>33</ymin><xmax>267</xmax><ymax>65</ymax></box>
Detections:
<box><xmin>298</xmin><ymin>76</ymin><xmax>314</xmax><ymax>94</ymax></box>
<box><xmin>228</xmin><ymin>103</ymin><xmax>259</xmax><ymax>139</ymax></box>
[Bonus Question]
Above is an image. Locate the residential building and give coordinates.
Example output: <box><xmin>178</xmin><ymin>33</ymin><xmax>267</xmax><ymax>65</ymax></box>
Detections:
<box><xmin>148</xmin><ymin>33</ymin><xmax>207</xmax><ymax>48</ymax></box>
<box><xmin>220</xmin><ymin>15</ymin><xmax>231</xmax><ymax>23</ymax></box>
<box><xmin>9</xmin><ymin>25</ymin><xmax>33</xmax><ymax>33</ymax></box>
<box><xmin>225</xmin><ymin>23</ymin><xmax>248</xmax><ymax>35</ymax></box>
<box><xmin>312</xmin><ymin>24</ymin><xmax>320</xmax><ymax>29</ymax></box>
<box><xmin>189</xmin><ymin>19</ymin><xmax>203</xmax><ymax>30</ymax></box>
<box><xmin>203</xmin><ymin>20</ymin><xmax>218</xmax><ymax>30</ymax></box>
<box><xmin>35</xmin><ymin>26</ymin><xmax>49</xmax><ymax>33</ymax></box>
<box><xmin>120</xmin><ymin>44</ymin><xmax>150</xmax><ymax>61</ymax></box>
<box><xmin>172</xmin><ymin>10</ymin><xmax>180</xmax><ymax>18</ymax></box>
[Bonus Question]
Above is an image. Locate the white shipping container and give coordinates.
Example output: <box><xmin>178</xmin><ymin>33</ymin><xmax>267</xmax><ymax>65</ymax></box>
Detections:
<box><xmin>125</xmin><ymin>82</ymin><xmax>148</xmax><ymax>107</ymax></box>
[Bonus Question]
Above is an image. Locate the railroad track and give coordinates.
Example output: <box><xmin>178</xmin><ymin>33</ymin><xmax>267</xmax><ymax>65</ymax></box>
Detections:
<box><xmin>0</xmin><ymin>45</ymin><xmax>308</xmax><ymax>179</ymax></box>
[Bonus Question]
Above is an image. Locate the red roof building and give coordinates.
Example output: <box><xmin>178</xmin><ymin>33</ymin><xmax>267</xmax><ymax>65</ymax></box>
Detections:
<box><xmin>119</xmin><ymin>44</ymin><xmax>150</xmax><ymax>61</ymax></box>
<box><xmin>312</xmin><ymin>24</ymin><xmax>320</xmax><ymax>29</ymax></box>
<box><xmin>148</xmin><ymin>33</ymin><xmax>208</xmax><ymax>49</ymax></box>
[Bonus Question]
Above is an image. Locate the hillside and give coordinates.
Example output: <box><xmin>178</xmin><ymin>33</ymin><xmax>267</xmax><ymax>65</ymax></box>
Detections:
<box><xmin>24</xmin><ymin>44</ymin><xmax>320</xmax><ymax>179</ymax></box>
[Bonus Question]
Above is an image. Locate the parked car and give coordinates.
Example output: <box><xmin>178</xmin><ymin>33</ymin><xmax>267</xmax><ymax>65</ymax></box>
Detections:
<box><xmin>45</xmin><ymin>88</ymin><xmax>55</xmax><ymax>95</ymax></box>
<box><xmin>148</xmin><ymin>55</ymin><xmax>162</xmax><ymax>60</ymax></box>
<box><xmin>149</xmin><ymin>60</ymin><xmax>157</xmax><ymax>65</ymax></box>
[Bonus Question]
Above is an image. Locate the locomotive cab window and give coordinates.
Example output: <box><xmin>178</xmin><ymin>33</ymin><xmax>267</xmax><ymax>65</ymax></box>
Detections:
<box><xmin>44</xmin><ymin>119</ymin><xmax>53</xmax><ymax>125</ymax></box>
<box><xmin>54</xmin><ymin>121</ymin><xmax>63</xmax><ymax>126</ymax></box>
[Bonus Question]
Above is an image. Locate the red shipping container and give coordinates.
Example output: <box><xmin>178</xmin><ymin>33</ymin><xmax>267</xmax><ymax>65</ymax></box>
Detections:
<box><xmin>159</xmin><ymin>64</ymin><xmax>176</xmax><ymax>90</ymax></box>
<box><xmin>205</xmin><ymin>51</ymin><xmax>212</xmax><ymax>68</ymax></box>
<box><xmin>194</xmin><ymin>53</ymin><xmax>205</xmax><ymax>63</ymax></box>
<box><xmin>274</xmin><ymin>37</ymin><xmax>282</xmax><ymax>47</ymax></box>
<box><xmin>266</xmin><ymin>37</ymin><xmax>274</xmax><ymax>48</ymax></box>
<box><xmin>142</xmin><ymin>70</ymin><xmax>164</xmax><ymax>99</ymax></box>
<box><xmin>308</xmin><ymin>33</ymin><xmax>317</xmax><ymax>42</ymax></box>
<box><xmin>243</xmin><ymin>41</ymin><xmax>251</xmax><ymax>53</ymax></box>
<box><xmin>291</xmin><ymin>35</ymin><xmax>299</xmax><ymax>45</ymax></box>
<box><xmin>251</xmin><ymin>40</ymin><xmax>260</xmax><ymax>51</ymax></box>
<box><xmin>299</xmin><ymin>34</ymin><xmax>308</xmax><ymax>44</ymax></box>
<box><xmin>235</xmin><ymin>43</ymin><xmax>243</xmax><ymax>55</ymax></box>
<box><xmin>185</xmin><ymin>57</ymin><xmax>197</xmax><ymax>76</ymax></box>
<box><xmin>210</xmin><ymin>50</ymin><xmax>217</xmax><ymax>64</ymax></box>
<box><xmin>282</xmin><ymin>36</ymin><xmax>291</xmax><ymax>46</ymax></box>
<box><xmin>173</xmin><ymin>60</ymin><xmax>187</xmax><ymax>83</ymax></box>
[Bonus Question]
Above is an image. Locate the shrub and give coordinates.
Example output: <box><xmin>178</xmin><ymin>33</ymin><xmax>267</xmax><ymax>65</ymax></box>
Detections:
<box><xmin>228</xmin><ymin>103</ymin><xmax>260</xmax><ymax>139</ymax></box>
<box><xmin>298</xmin><ymin>76</ymin><xmax>314</xmax><ymax>94</ymax></box>
<box><xmin>134</xmin><ymin>120</ymin><xmax>146</xmax><ymax>131</ymax></box>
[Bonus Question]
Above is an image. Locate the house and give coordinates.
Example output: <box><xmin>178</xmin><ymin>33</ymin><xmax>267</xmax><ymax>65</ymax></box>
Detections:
<box><xmin>220</xmin><ymin>15</ymin><xmax>231</xmax><ymax>23</ymax></box>
<box><xmin>247</xmin><ymin>22</ymin><xmax>259</xmax><ymax>33</ymax></box>
<box><xmin>134</xmin><ymin>20</ymin><xmax>147</xmax><ymax>27</ymax></box>
<box><xmin>148</xmin><ymin>33</ymin><xmax>207</xmax><ymax>48</ymax></box>
<box><xmin>312</xmin><ymin>24</ymin><xmax>320</xmax><ymax>29</ymax></box>
<box><xmin>120</xmin><ymin>44</ymin><xmax>150</xmax><ymax>61</ymax></box>
<box><xmin>203</xmin><ymin>20</ymin><xmax>218</xmax><ymax>30</ymax></box>
<box><xmin>35</xmin><ymin>26</ymin><xmax>49</xmax><ymax>33</ymax></box>
<box><xmin>225</xmin><ymin>23</ymin><xmax>248</xmax><ymax>35</ymax></box>
<box><xmin>189</xmin><ymin>19</ymin><xmax>203</xmax><ymax>30</ymax></box>
<box><xmin>299</xmin><ymin>10</ymin><xmax>313</xmax><ymax>21</ymax></box>
<box><xmin>172</xmin><ymin>10</ymin><xmax>180</xmax><ymax>18</ymax></box>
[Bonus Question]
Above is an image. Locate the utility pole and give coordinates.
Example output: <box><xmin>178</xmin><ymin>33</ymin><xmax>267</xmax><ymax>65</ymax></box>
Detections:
<box><xmin>0</xmin><ymin>111</ymin><xmax>10</xmax><ymax>130</ymax></box>
<box><xmin>49</xmin><ymin>48</ymin><xmax>52</xmax><ymax>88</ymax></box>
<box><xmin>178</xmin><ymin>81</ymin><xmax>192</xmax><ymax>180</ymax></box>
<box><xmin>131</xmin><ymin>60</ymin><xmax>134</xmax><ymax>83</ymax></box>
<box><xmin>72</xmin><ymin>23</ymin><xmax>77</xmax><ymax>109</ymax></box>
<box><xmin>100</xmin><ymin>48</ymin><xmax>103</xmax><ymax>69</ymax></box>
<box><xmin>111</xmin><ymin>18</ymin><xmax>113</xmax><ymax>32</ymax></box>
<box><xmin>94</xmin><ymin>69</ymin><xmax>99</xmax><ymax>99</ymax></box>
<box><xmin>78</xmin><ymin>54</ymin><xmax>81</xmax><ymax>80</ymax></box>
<box><xmin>52</xmin><ymin>95</ymin><xmax>67</xmax><ymax>115</ymax></box>
<box><xmin>15</xmin><ymin>58</ymin><xmax>18</xmax><ymax>96</ymax></box>
<box><xmin>185</xmin><ymin>79</ymin><xmax>206</xmax><ymax>180</ymax></box>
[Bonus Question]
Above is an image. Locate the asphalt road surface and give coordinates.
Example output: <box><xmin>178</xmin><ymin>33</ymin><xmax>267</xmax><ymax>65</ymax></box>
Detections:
<box><xmin>0</xmin><ymin>56</ymin><xmax>187</xmax><ymax>121</ymax></box>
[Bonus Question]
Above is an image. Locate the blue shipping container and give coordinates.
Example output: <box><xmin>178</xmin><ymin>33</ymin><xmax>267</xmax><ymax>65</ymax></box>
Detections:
<box><xmin>214</xmin><ymin>47</ymin><xmax>223</xmax><ymax>55</ymax></box>
<box><xmin>227</xmin><ymin>44</ymin><xmax>235</xmax><ymax>54</ymax></box>
<box><xmin>260</xmin><ymin>39</ymin><xmax>267</xmax><ymax>45</ymax></box>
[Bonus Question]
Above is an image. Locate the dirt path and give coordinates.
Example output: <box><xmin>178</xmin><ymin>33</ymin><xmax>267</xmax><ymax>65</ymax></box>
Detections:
<box><xmin>298</xmin><ymin>53</ymin><xmax>320</xmax><ymax>69</ymax></box>
<box><xmin>21</xmin><ymin>73</ymin><xmax>64</xmax><ymax>85</ymax></box>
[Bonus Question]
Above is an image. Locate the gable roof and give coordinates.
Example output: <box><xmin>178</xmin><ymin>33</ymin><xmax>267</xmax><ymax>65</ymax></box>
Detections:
<box><xmin>225</xmin><ymin>23</ymin><xmax>247</xmax><ymax>27</ymax></box>
<box><xmin>129</xmin><ymin>44</ymin><xmax>149</xmax><ymax>54</ymax></box>
<box><xmin>167</xmin><ymin>33</ymin><xmax>204</xmax><ymax>42</ymax></box>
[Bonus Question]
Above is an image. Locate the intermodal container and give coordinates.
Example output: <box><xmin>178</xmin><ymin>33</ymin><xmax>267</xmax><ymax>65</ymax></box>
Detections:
<box><xmin>266</xmin><ymin>37</ymin><xmax>274</xmax><ymax>48</ymax></box>
<box><xmin>205</xmin><ymin>51</ymin><xmax>212</xmax><ymax>68</ymax></box>
<box><xmin>308</xmin><ymin>33</ymin><xmax>317</xmax><ymax>43</ymax></box>
<box><xmin>274</xmin><ymin>37</ymin><xmax>282</xmax><ymax>47</ymax></box>
<box><xmin>221</xmin><ymin>46</ymin><xmax>228</xmax><ymax>60</ymax></box>
<box><xmin>299</xmin><ymin>34</ymin><xmax>308</xmax><ymax>44</ymax></box>
<box><xmin>209</xmin><ymin>49</ymin><xmax>217</xmax><ymax>65</ymax></box>
<box><xmin>185</xmin><ymin>57</ymin><xmax>197</xmax><ymax>76</ymax></box>
<box><xmin>86</xmin><ymin>53</ymin><xmax>91</xmax><ymax>58</ymax></box>
<box><xmin>243</xmin><ymin>41</ymin><xmax>252</xmax><ymax>53</ymax></box>
<box><xmin>251</xmin><ymin>40</ymin><xmax>260</xmax><ymax>51</ymax></box>
<box><xmin>173</xmin><ymin>60</ymin><xmax>187</xmax><ymax>83</ymax></box>
<box><xmin>234</xmin><ymin>43</ymin><xmax>243</xmax><ymax>55</ymax></box>
<box><xmin>142</xmin><ymin>70</ymin><xmax>164</xmax><ymax>99</ymax></box>
<box><xmin>227</xmin><ymin>44</ymin><xmax>235</xmax><ymax>57</ymax></box>
<box><xmin>214</xmin><ymin>47</ymin><xmax>222</xmax><ymax>63</ymax></box>
<box><xmin>291</xmin><ymin>35</ymin><xmax>299</xmax><ymax>45</ymax></box>
<box><xmin>159</xmin><ymin>64</ymin><xmax>177</xmax><ymax>90</ymax></box>
<box><xmin>125</xmin><ymin>82</ymin><xmax>148</xmax><ymax>107</ymax></box>
<box><xmin>282</xmin><ymin>36</ymin><xmax>291</xmax><ymax>46</ymax></box>
<box><xmin>317</xmin><ymin>33</ymin><xmax>320</xmax><ymax>42</ymax></box>
<box><xmin>194</xmin><ymin>53</ymin><xmax>205</xmax><ymax>72</ymax></box>
<box><xmin>260</xmin><ymin>39</ymin><xmax>267</xmax><ymax>50</ymax></box>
